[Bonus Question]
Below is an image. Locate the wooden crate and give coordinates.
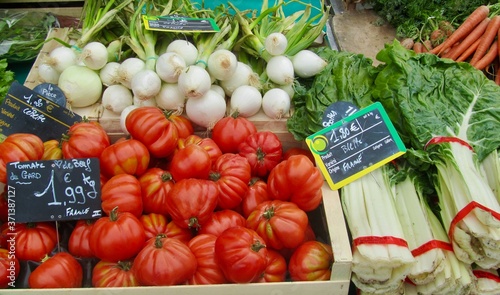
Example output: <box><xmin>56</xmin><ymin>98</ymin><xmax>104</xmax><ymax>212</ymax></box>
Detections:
<box><xmin>0</xmin><ymin>1</ymin><xmax>83</xmax><ymax>18</ymax></box>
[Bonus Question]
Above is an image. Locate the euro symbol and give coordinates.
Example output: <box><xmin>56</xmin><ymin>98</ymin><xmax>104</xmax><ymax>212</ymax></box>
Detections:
<box><xmin>46</xmin><ymin>104</ymin><xmax>54</xmax><ymax>113</ymax></box>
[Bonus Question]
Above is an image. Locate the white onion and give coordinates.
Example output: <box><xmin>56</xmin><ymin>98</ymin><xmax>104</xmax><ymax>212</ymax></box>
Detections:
<box><xmin>262</xmin><ymin>88</ymin><xmax>291</xmax><ymax>119</ymax></box>
<box><xmin>155</xmin><ymin>83</ymin><xmax>186</xmax><ymax>114</ymax></box>
<box><xmin>265</xmin><ymin>32</ymin><xmax>288</xmax><ymax>56</ymax></box>
<box><xmin>155</xmin><ymin>52</ymin><xmax>186</xmax><ymax>83</ymax></box>
<box><xmin>177</xmin><ymin>65</ymin><xmax>212</xmax><ymax>99</ymax></box>
<box><xmin>133</xmin><ymin>95</ymin><xmax>157</xmax><ymax>107</ymax></box>
<box><xmin>230</xmin><ymin>85</ymin><xmax>262</xmax><ymax>117</ymax></box>
<box><xmin>80</xmin><ymin>41</ymin><xmax>108</xmax><ymax>70</ymax></box>
<box><xmin>166</xmin><ymin>40</ymin><xmax>198</xmax><ymax>66</ymax></box>
<box><xmin>219</xmin><ymin>62</ymin><xmax>261</xmax><ymax>96</ymax></box>
<box><xmin>46</xmin><ymin>46</ymin><xmax>77</xmax><ymax>73</ymax></box>
<box><xmin>131</xmin><ymin>69</ymin><xmax>162</xmax><ymax>101</ymax></box>
<box><xmin>279</xmin><ymin>83</ymin><xmax>295</xmax><ymax>99</ymax></box>
<box><xmin>117</xmin><ymin>57</ymin><xmax>146</xmax><ymax>89</ymax></box>
<box><xmin>210</xmin><ymin>84</ymin><xmax>226</xmax><ymax>98</ymax></box>
<box><xmin>101</xmin><ymin>84</ymin><xmax>133</xmax><ymax>114</ymax></box>
<box><xmin>99</xmin><ymin>62</ymin><xmax>121</xmax><ymax>86</ymax></box>
<box><xmin>207</xmin><ymin>49</ymin><xmax>238</xmax><ymax>81</ymax></box>
<box><xmin>120</xmin><ymin>105</ymin><xmax>139</xmax><ymax>135</ymax></box>
<box><xmin>185</xmin><ymin>89</ymin><xmax>226</xmax><ymax>129</ymax></box>
<box><xmin>291</xmin><ymin>49</ymin><xmax>328</xmax><ymax>78</ymax></box>
<box><xmin>266</xmin><ymin>55</ymin><xmax>295</xmax><ymax>85</ymax></box>
<box><xmin>58</xmin><ymin>65</ymin><xmax>102</xmax><ymax>108</ymax></box>
<box><xmin>38</xmin><ymin>63</ymin><xmax>60</xmax><ymax>84</ymax></box>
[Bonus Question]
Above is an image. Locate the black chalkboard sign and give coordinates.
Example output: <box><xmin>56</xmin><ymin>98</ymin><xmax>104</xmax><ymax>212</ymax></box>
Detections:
<box><xmin>6</xmin><ymin>158</ymin><xmax>102</xmax><ymax>223</ymax></box>
<box><xmin>306</xmin><ymin>102</ymin><xmax>406</xmax><ymax>190</ymax></box>
<box><xmin>142</xmin><ymin>15</ymin><xmax>219</xmax><ymax>32</ymax></box>
<box><xmin>0</xmin><ymin>81</ymin><xmax>81</xmax><ymax>141</ymax></box>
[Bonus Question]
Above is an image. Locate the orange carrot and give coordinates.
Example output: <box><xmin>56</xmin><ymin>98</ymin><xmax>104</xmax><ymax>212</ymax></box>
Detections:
<box><xmin>431</xmin><ymin>5</ymin><xmax>490</xmax><ymax>55</ymax></box>
<box><xmin>446</xmin><ymin>18</ymin><xmax>490</xmax><ymax>60</ymax></box>
<box><xmin>413</xmin><ymin>42</ymin><xmax>425</xmax><ymax>53</ymax></box>
<box><xmin>457</xmin><ymin>37</ymin><xmax>482</xmax><ymax>62</ymax></box>
<box><xmin>470</xmin><ymin>15</ymin><xmax>500</xmax><ymax>64</ymax></box>
<box><xmin>472</xmin><ymin>40</ymin><xmax>498</xmax><ymax>70</ymax></box>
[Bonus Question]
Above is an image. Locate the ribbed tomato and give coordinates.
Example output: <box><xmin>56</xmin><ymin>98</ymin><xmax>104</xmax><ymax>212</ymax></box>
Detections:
<box><xmin>169</xmin><ymin>144</ymin><xmax>211</xmax><ymax>181</ymax></box>
<box><xmin>138</xmin><ymin>168</ymin><xmax>175</xmax><ymax>216</ymax></box>
<box><xmin>101</xmin><ymin>174</ymin><xmax>143</xmax><ymax>218</ymax></box>
<box><xmin>62</xmin><ymin>121</ymin><xmax>110</xmax><ymax>159</ymax></box>
<box><xmin>140</xmin><ymin>213</ymin><xmax>169</xmax><ymax>241</ymax></box>
<box><xmin>28</xmin><ymin>252</ymin><xmax>83</xmax><ymax>288</ymax></box>
<box><xmin>14</xmin><ymin>222</ymin><xmax>57</xmax><ymax>261</ymax></box>
<box><xmin>68</xmin><ymin>219</ymin><xmax>95</xmax><ymax>258</ymax></box>
<box><xmin>41</xmin><ymin>139</ymin><xmax>62</xmax><ymax>160</ymax></box>
<box><xmin>188</xmin><ymin>234</ymin><xmax>227</xmax><ymax>285</ymax></box>
<box><xmin>92</xmin><ymin>260</ymin><xmax>139</xmax><ymax>287</ymax></box>
<box><xmin>176</xmin><ymin>134</ymin><xmax>222</xmax><ymax>164</ymax></box>
<box><xmin>197</xmin><ymin>210</ymin><xmax>246</xmax><ymax>237</ymax></box>
<box><xmin>240</xmin><ymin>178</ymin><xmax>269</xmax><ymax>218</ymax></box>
<box><xmin>0</xmin><ymin>133</ymin><xmax>44</xmax><ymax>183</ymax></box>
<box><xmin>288</xmin><ymin>241</ymin><xmax>333</xmax><ymax>281</ymax></box>
<box><xmin>99</xmin><ymin>138</ymin><xmax>150</xmax><ymax>178</ymax></box>
<box><xmin>238</xmin><ymin>131</ymin><xmax>283</xmax><ymax>178</ymax></box>
<box><xmin>257</xmin><ymin>249</ymin><xmax>287</xmax><ymax>283</ymax></box>
<box><xmin>211</xmin><ymin>115</ymin><xmax>257</xmax><ymax>154</ymax></box>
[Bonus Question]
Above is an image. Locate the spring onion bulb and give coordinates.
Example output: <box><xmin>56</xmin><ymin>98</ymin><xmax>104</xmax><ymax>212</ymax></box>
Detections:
<box><xmin>166</xmin><ymin>40</ymin><xmax>198</xmax><ymax>66</ymax></box>
<box><xmin>155</xmin><ymin>83</ymin><xmax>186</xmax><ymax>114</ymax></box>
<box><xmin>265</xmin><ymin>32</ymin><xmax>288</xmax><ymax>56</ymax></box>
<box><xmin>45</xmin><ymin>46</ymin><xmax>77</xmax><ymax>73</ymax></box>
<box><xmin>262</xmin><ymin>88</ymin><xmax>291</xmax><ymax>119</ymax></box>
<box><xmin>80</xmin><ymin>41</ymin><xmax>108</xmax><ymax>70</ymax></box>
<box><xmin>266</xmin><ymin>55</ymin><xmax>295</xmax><ymax>85</ymax></box>
<box><xmin>177</xmin><ymin>65</ymin><xmax>212</xmax><ymax>99</ymax></box>
<box><xmin>207</xmin><ymin>49</ymin><xmax>238</xmax><ymax>81</ymax></box>
<box><xmin>185</xmin><ymin>89</ymin><xmax>226</xmax><ymax>129</ymax></box>
<box><xmin>279</xmin><ymin>83</ymin><xmax>295</xmax><ymax>99</ymax></box>
<box><xmin>58</xmin><ymin>65</ymin><xmax>102</xmax><ymax>108</ymax></box>
<box><xmin>38</xmin><ymin>63</ymin><xmax>60</xmax><ymax>84</ymax></box>
<box><xmin>133</xmin><ymin>95</ymin><xmax>157</xmax><ymax>107</ymax></box>
<box><xmin>106</xmin><ymin>40</ymin><xmax>122</xmax><ymax>62</ymax></box>
<box><xmin>291</xmin><ymin>50</ymin><xmax>328</xmax><ymax>78</ymax></box>
<box><xmin>230</xmin><ymin>85</ymin><xmax>262</xmax><ymax>117</ymax></box>
<box><xmin>131</xmin><ymin>69</ymin><xmax>162</xmax><ymax>101</ymax></box>
<box><xmin>99</xmin><ymin>62</ymin><xmax>121</xmax><ymax>86</ymax></box>
<box><xmin>210</xmin><ymin>84</ymin><xmax>226</xmax><ymax>98</ymax></box>
<box><xmin>120</xmin><ymin>105</ymin><xmax>139</xmax><ymax>135</ymax></box>
<box><xmin>117</xmin><ymin>57</ymin><xmax>146</xmax><ymax>89</ymax></box>
<box><xmin>101</xmin><ymin>84</ymin><xmax>133</xmax><ymax>114</ymax></box>
<box><xmin>219</xmin><ymin>62</ymin><xmax>261</xmax><ymax>96</ymax></box>
<box><xmin>155</xmin><ymin>52</ymin><xmax>186</xmax><ymax>83</ymax></box>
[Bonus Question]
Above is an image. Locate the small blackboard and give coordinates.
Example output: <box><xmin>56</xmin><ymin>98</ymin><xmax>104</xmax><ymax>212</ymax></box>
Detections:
<box><xmin>6</xmin><ymin>158</ymin><xmax>102</xmax><ymax>223</ymax></box>
<box><xmin>142</xmin><ymin>15</ymin><xmax>220</xmax><ymax>32</ymax></box>
<box><xmin>306</xmin><ymin>102</ymin><xmax>406</xmax><ymax>190</ymax></box>
<box><xmin>0</xmin><ymin>81</ymin><xmax>81</xmax><ymax>141</ymax></box>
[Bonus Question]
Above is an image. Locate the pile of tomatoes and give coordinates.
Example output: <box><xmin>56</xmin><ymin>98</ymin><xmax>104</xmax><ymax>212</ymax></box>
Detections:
<box><xmin>0</xmin><ymin>106</ymin><xmax>333</xmax><ymax>289</ymax></box>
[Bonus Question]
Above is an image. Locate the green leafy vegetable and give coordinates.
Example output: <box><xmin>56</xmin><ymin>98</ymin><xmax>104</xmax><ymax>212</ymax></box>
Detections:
<box><xmin>0</xmin><ymin>59</ymin><xmax>14</xmax><ymax>103</ymax></box>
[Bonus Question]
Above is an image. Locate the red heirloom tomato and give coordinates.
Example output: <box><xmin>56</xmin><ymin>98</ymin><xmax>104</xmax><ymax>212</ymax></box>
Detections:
<box><xmin>99</xmin><ymin>138</ymin><xmax>150</xmax><ymax>178</ymax></box>
<box><xmin>14</xmin><ymin>222</ymin><xmax>57</xmax><ymax>261</ymax></box>
<box><xmin>168</xmin><ymin>112</ymin><xmax>194</xmax><ymax>139</ymax></box>
<box><xmin>283</xmin><ymin>147</ymin><xmax>315</xmax><ymax>164</ymax></box>
<box><xmin>280</xmin><ymin>223</ymin><xmax>317</xmax><ymax>261</ymax></box>
<box><xmin>176</xmin><ymin>134</ymin><xmax>222</xmax><ymax>163</ymax></box>
<box><xmin>29</xmin><ymin>252</ymin><xmax>83</xmax><ymax>288</ymax></box>
<box><xmin>68</xmin><ymin>219</ymin><xmax>95</xmax><ymax>258</ymax></box>
<box><xmin>211</xmin><ymin>115</ymin><xmax>257</xmax><ymax>153</ymax></box>
<box><xmin>209</xmin><ymin>153</ymin><xmax>252</xmax><ymax>210</ymax></box>
<box><xmin>101</xmin><ymin>174</ymin><xmax>143</xmax><ymax>218</ymax></box>
<box><xmin>241</xmin><ymin>178</ymin><xmax>269</xmax><ymax>218</ymax></box>
<box><xmin>164</xmin><ymin>220</ymin><xmax>193</xmax><ymax>244</ymax></box>
<box><xmin>197</xmin><ymin>209</ymin><xmax>246</xmax><ymax>237</ymax></box>
<box><xmin>238</xmin><ymin>131</ymin><xmax>283</xmax><ymax>178</ymax></box>
<box><xmin>170</xmin><ymin>144</ymin><xmax>211</xmax><ymax>181</ymax></box>
<box><xmin>0</xmin><ymin>248</ymin><xmax>19</xmax><ymax>288</ymax></box>
<box><xmin>214</xmin><ymin>226</ymin><xmax>268</xmax><ymax>283</ymax></box>
<box><xmin>92</xmin><ymin>260</ymin><xmax>139</xmax><ymax>287</ymax></box>
<box><xmin>166</xmin><ymin>179</ymin><xmax>219</xmax><ymax>230</ymax></box>
<box><xmin>0</xmin><ymin>192</ymin><xmax>7</xmax><ymax>223</ymax></box>
<box><xmin>41</xmin><ymin>139</ymin><xmax>63</xmax><ymax>160</ymax></box>
<box><xmin>132</xmin><ymin>234</ymin><xmax>197</xmax><ymax>286</ymax></box>
<box><xmin>188</xmin><ymin>234</ymin><xmax>227</xmax><ymax>285</ymax></box>
<box><xmin>0</xmin><ymin>133</ymin><xmax>44</xmax><ymax>183</ymax></box>
<box><xmin>89</xmin><ymin>207</ymin><xmax>146</xmax><ymax>262</ymax></box>
<box><xmin>62</xmin><ymin>121</ymin><xmax>110</xmax><ymax>159</ymax></box>
<box><xmin>288</xmin><ymin>241</ymin><xmax>333</xmax><ymax>281</ymax></box>
<box><xmin>246</xmin><ymin>200</ymin><xmax>309</xmax><ymax>250</ymax></box>
<box><xmin>267</xmin><ymin>154</ymin><xmax>323</xmax><ymax>211</ymax></box>
<box><xmin>125</xmin><ymin>106</ymin><xmax>179</xmax><ymax>158</ymax></box>
<box><xmin>258</xmin><ymin>249</ymin><xmax>287</xmax><ymax>283</ymax></box>
<box><xmin>140</xmin><ymin>213</ymin><xmax>169</xmax><ymax>240</ymax></box>
<box><xmin>138</xmin><ymin>168</ymin><xmax>175</xmax><ymax>215</ymax></box>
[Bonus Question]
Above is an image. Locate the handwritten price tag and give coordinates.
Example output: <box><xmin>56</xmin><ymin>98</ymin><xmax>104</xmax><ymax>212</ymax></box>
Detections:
<box><xmin>6</xmin><ymin>158</ymin><xmax>102</xmax><ymax>223</ymax></box>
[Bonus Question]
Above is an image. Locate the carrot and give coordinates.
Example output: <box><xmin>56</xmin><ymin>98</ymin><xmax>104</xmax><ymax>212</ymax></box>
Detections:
<box><xmin>431</xmin><ymin>5</ymin><xmax>490</xmax><ymax>55</ymax></box>
<box><xmin>413</xmin><ymin>42</ymin><xmax>425</xmax><ymax>53</ymax></box>
<box><xmin>446</xmin><ymin>18</ymin><xmax>490</xmax><ymax>60</ymax></box>
<box><xmin>472</xmin><ymin>40</ymin><xmax>498</xmax><ymax>70</ymax></box>
<box><xmin>457</xmin><ymin>37</ymin><xmax>482</xmax><ymax>62</ymax></box>
<box><xmin>470</xmin><ymin>15</ymin><xmax>500</xmax><ymax>65</ymax></box>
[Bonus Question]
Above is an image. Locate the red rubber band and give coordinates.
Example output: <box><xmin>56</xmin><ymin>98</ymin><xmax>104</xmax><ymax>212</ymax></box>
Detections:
<box><xmin>473</xmin><ymin>270</ymin><xmax>500</xmax><ymax>283</ymax></box>
<box><xmin>353</xmin><ymin>236</ymin><xmax>408</xmax><ymax>248</ymax></box>
<box><xmin>424</xmin><ymin>136</ymin><xmax>473</xmax><ymax>151</ymax></box>
<box><xmin>411</xmin><ymin>240</ymin><xmax>453</xmax><ymax>257</ymax></box>
<box><xmin>448</xmin><ymin>201</ymin><xmax>500</xmax><ymax>241</ymax></box>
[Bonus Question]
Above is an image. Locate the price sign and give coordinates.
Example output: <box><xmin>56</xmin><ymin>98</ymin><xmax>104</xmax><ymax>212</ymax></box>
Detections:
<box><xmin>142</xmin><ymin>15</ymin><xmax>220</xmax><ymax>32</ymax></box>
<box><xmin>6</xmin><ymin>158</ymin><xmax>102</xmax><ymax>223</ymax></box>
<box><xmin>306</xmin><ymin>102</ymin><xmax>406</xmax><ymax>190</ymax></box>
<box><xmin>0</xmin><ymin>81</ymin><xmax>81</xmax><ymax>141</ymax></box>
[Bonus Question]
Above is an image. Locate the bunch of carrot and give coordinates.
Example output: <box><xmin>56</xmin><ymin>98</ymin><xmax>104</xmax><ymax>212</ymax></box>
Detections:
<box><xmin>428</xmin><ymin>5</ymin><xmax>500</xmax><ymax>84</ymax></box>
